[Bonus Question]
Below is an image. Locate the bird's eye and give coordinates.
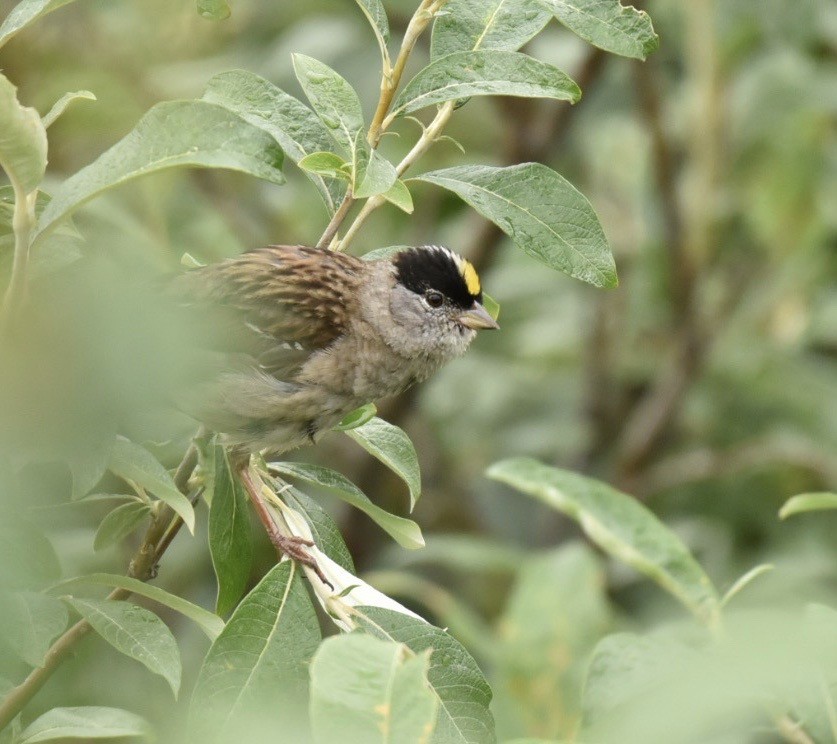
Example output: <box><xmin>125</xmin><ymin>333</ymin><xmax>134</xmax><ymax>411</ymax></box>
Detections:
<box><xmin>424</xmin><ymin>290</ymin><xmax>444</xmax><ymax>308</ymax></box>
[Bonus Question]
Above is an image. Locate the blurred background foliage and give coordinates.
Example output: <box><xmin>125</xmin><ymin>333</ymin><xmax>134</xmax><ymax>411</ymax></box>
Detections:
<box><xmin>0</xmin><ymin>0</ymin><xmax>836</xmax><ymax>741</ymax></box>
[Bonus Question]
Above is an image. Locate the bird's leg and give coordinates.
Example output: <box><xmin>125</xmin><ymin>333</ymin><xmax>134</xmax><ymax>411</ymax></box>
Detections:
<box><xmin>236</xmin><ymin>461</ymin><xmax>332</xmax><ymax>588</ymax></box>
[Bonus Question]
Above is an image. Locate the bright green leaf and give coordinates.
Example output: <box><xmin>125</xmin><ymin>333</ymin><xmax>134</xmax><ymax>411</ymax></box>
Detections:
<box><xmin>482</xmin><ymin>293</ymin><xmax>500</xmax><ymax>321</ymax></box>
<box><xmin>720</xmin><ymin>563</ymin><xmax>774</xmax><ymax>608</ymax></box>
<box><xmin>209</xmin><ymin>445</ymin><xmax>253</xmax><ymax>616</ymax></box>
<box><xmin>271</xmin><ymin>461</ymin><xmax>424</xmax><ymax>549</ymax></box>
<box><xmin>41</xmin><ymin>90</ymin><xmax>95</xmax><ymax>129</ymax></box>
<box><xmin>0</xmin><ymin>73</ymin><xmax>47</xmax><ymax>194</ymax></box>
<box><xmin>66</xmin><ymin>598</ymin><xmax>181</xmax><ymax>697</ymax></box>
<box><xmin>17</xmin><ymin>706</ymin><xmax>151</xmax><ymax>743</ymax></box>
<box><xmin>50</xmin><ymin>573</ymin><xmax>224</xmax><ymax>640</ymax></box>
<box><xmin>344</xmin><ymin>416</ymin><xmax>422</xmax><ymax>511</ymax></box>
<box><xmin>202</xmin><ymin>70</ymin><xmax>346</xmax><ymax>213</ymax></box>
<box><xmin>196</xmin><ymin>0</ymin><xmax>231</xmax><ymax>20</ymax></box>
<box><xmin>34</xmin><ymin>100</ymin><xmax>285</xmax><ymax>245</ymax></box>
<box><xmin>780</xmin><ymin>492</ymin><xmax>837</xmax><ymax>519</ymax></box>
<box><xmin>544</xmin><ymin>0</ymin><xmax>659</xmax><ymax>60</ymax></box>
<box><xmin>356</xmin><ymin>607</ymin><xmax>495</xmax><ymax>744</ymax></box>
<box><xmin>381</xmin><ymin>179</ymin><xmax>414</xmax><ymax>213</ymax></box>
<box><xmin>0</xmin><ymin>591</ymin><xmax>68</xmax><ymax>667</ymax></box>
<box><xmin>393</xmin><ymin>51</ymin><xmax>580</xmax><ymax>116</ymax></box>
<box><xmin>431</xmin><ymin>0</ymin><xmax>552</xmax><ymax>58</ymax></box>
<box><xmin>93</xmin><ymin>502</ymin><xmax>151</xmax><ymax>552</ymax></box>
<box><xmin>310</xmin><ymin>634</ymin><xmax>438</xmax><ymax>744</ymax></box>
<box><xmin>107</xmin><ymin>436</ymin><xmax>195</xmax><ymax>533</ymax></box>
<box><xmin>334</xmin><ymin>402</ymin><xmax>378</xmax><ymax>431</ymax></box>
<box><xmin>298</xmin><ymin>150</ymin><xmax>351</xmax><ymax>179</ymax></box>
<box><xmin>487</xmin><ymin>458</ymin><xmax>720</xmax><ymax>626</ymax></box>
<box><xmin>353</xmin><ymin>144</ymin><xmax>398</xmax><ymax>198</ymax></box>
<box><xmin>0</xmin><ymin>0</ymin><xmax>78</xmax><ymax>50</ymax></box>
<box><xmin>190</xmin><ymin>562</ymin><xmax>320</xmax><ymax>740</ymax></box>
<box><xmin>414</xmin><ymin>163</ymin><xmax>617</xmax><ymax>288</ymax></box>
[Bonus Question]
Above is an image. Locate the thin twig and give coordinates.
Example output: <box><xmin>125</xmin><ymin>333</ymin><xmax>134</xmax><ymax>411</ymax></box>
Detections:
<box><xmin>315</xmin><ymin>192</ymin><xmax>355</xmax><ymax>249</ymax></box>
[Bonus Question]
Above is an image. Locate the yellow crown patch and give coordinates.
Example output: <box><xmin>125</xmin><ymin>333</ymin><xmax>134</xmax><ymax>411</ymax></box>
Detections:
<box><xmin>461</xmin><ymin>260</ymin><xmax>481</xmax><ymax>296</ymax></box>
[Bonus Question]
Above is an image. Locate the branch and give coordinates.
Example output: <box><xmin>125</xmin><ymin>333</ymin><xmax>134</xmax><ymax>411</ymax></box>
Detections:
<box><xmin>1</xmin><ymin>186</ymin><xmax>36</xmax><ymax>335</ymax></box>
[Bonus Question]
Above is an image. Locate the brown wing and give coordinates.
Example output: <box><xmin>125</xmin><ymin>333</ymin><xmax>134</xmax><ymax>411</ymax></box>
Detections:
<box><xmin>171</xmin><ymin>245</ymin><xmax>363</xmax><ymax>378</ymax></box>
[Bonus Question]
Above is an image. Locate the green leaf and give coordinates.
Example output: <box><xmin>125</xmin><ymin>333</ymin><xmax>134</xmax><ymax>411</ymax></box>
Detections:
<box><xmin>720</xmin><ymin>564</ymin><xmax>775</xmax><ymax>608</ymax></box>
<box><xmin>334</xmin><ymin>402</ymin><xmax>378</xmax><ymax>431</ymax></box>
<box><xmin>544</xmin><ymin>0</ymin><xmax>659</xmax><ymax>60</ymax></box>
<box><xmin>298</xmin><ymin>150</ymin><xmax>351</xmax><ymax>179</ymax></box>
<box><xmin>66</xmin><ymin>598</ymin><xmax>181</xmax><ymax>696</ymax></box>
<box><xmin>360</xmin><ymin>244</ymin><xmax>411</xmax><ymax>262</ymax></box>
<box><xmin>271</xmin><ymin>462</ymin><xmax>424</xmax><ymax>549</ymax></box>
<box><xmin>50</xmin><ymin>573</ymin><xmax>224</xmax><ymax>640</ymax></box>
<box><xmin>353</xmin><ymin>0</ymin><xmax>390</xmax><ymax>65</ymax></box>
<box><xmin>41</xmin><ymin>90</ymin><xmax>95</xmax><ymax>129</ymax></box>
<box><xmin>357</xmin><ymin>607</ymin><xmax>495</xmax><ymax>744</ymax></box>
<box><xmin>381</xmin><ymin>179</ymin><xmax>414</xmax><ymax>213</ymax></box>
<box><xmin>209</xmin><ymin>445</ymin><xmax>253</xmax><ymax>616</ymax></box>
<box><xmin>779</xmin><ymin>492</ymin><xmax>837</xmax><ymax>519</ymax></box>
<box><xmin>482</xmin><ymin>292</ymin><xmax>500</xmax><ymax>321</ymax></box>
<box><xmin>93</xmin><ymin>502</ymin><xmax>151</xmax><ymax>552</ymax></box>
<box><xmin>17</xmin><ymin>706</ymin><xmax>152</xmax><ymax>743</ymax></box>
<box><xmin>487</xmin><ymin>458</ymin><xmax>720</xmax><ymax>626</ymax></box>
<box><xmin>292</xmin><ymin>54</ymin><xmax>364</xmax><ymax>157</ymax></box>
<box><xmin>281</xmin><ymin>484</ymin><xmax>355</xmax><ymax>572</ymax></box>
<box><xmin>202</xmin><ymin>69</ymin><xmax>346</xmax><ymax>214</ymax></box>
<box><xmin>0</xmin><ymin>516</ymin><xmax>60</xmax><ymax>590</ymax></box>
<box><xmin>107</xmin><ymin>436</ymin><xmax>195</xmax><ymax>533</ymax></box>
<box><xmin>0</xmin><ymin>74</ymin><xmax>47</xmax><ymax>194</ymax></box>
<box><xmin>393</xmin><ymin>51</ymin><xmax>580</xmax><ymax>116</ymax></box>
<box><xmin>196</xmin><ymin>0</ymin><xmax>231</xmax><ymax>20</ymax></box>
<box><xmin>34</xmin><ymin>100</ymin><xmax>285</xmax><ymax>245</ymax></box>
<box><xmin>0</xmin><ymin>591</ymin><xmax>68</xmax><ymax>667</ymax></box>
<box><xmin>0</xmin><ymin>0</ymin><xmax>78</xmax><ymax>50</ymax></box>
<box><xmin>431</xmin><ymin>0</ymin><xmax>552</xmax><ymax>58</ymax></box>
<box><xmin>344</xmin><ymin>416</ymin><xmax>422</xmax><ymax>511</ymax></box>
<box><xmin>353</xmin><ymin>144</ymin><xmax>398</xmax><ymax>198</ymax></box>
<box><xmin>310</xmin><ymin>634</ymin><xmax>438</xmax><ymax>744</ymax></box>
<box><xmin>190</xmin><ymin>562</ymin><xmax>320</xmax><ymax>740</ymax></box>
<box><xmin>414</xmin><ymin>163</ymin><xmax>617</xmax><ymax>288</ymax></box>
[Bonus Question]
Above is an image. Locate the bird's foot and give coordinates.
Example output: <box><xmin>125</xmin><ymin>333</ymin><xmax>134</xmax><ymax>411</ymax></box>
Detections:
<box><xmin>267</xmin><ymin>530</ymin><xmax>333</xmax><ymax>590</ymax></box>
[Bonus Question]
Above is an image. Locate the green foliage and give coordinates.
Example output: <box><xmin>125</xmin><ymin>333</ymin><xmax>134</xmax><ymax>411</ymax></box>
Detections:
<box><xmin>0</xmin><ymin>592</ymin><xmax>68</xmax><ymax>668</ymax></box>
<box><xmin>0</xmin><ymin>75</ymin><xmax>46</xmax><ymax>195</ymax></box>
<box><xmin>16</xmin><ymin>707</ymin><xmax>151</xmax><ymax>743</ymax></box>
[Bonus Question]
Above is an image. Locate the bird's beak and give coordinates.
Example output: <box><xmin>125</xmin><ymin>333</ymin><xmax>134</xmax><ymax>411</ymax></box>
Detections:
<box><xmin>458</xmin><ymin>302</ymin><xmax>500</xmax><ymax>330</ymax></box>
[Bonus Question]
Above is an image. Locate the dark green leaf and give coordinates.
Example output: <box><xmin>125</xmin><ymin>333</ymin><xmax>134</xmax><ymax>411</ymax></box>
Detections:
<box><xmin>190</xmin><ymin>562</ymin><xmax>320</xmax><ymax>740</ymax></box>
<box><xmin>431</xmin><ymin>0</ymin><xmax>552</xmax><ymax>59</ymax></box>
<box><xmin>209</xmin><ymin>445</ymin><xmax>253</xmax><ymax>616</ymax></box>
<box><xmin>393</xmin><ymin>51</ymin><xmax>580</xmax><ymax>116</ymax></box>
<box><xmin>34</xmin><ymin>101</ymin><xmax>285</xmax><ymax>245</ymax></box>
<box><xmin>310</xmin><ymin>634</ymin><xmax>437</xmax><ymax>744</ymax></box>
<box><xmin>271</xmin><ymin>461</ymin><xmax>424</xmax><ymax>549</ymax></box>
<box><xmin>357</xmin><ymin>607</ymin><xmax>495</xmax><ymax>744</ymax></box>
<box><xmin>415</xmin><ymin>163</ymin><xmax>617</xmax><ymax>288</ymax></box>
<box><xmin>0</xmin><ymin>73</ymin><xmax>47</xmax><ymax>193</ymax></box>
<box><xmin>66</xmin><ymin>598</ymin><xmax>181</xmax><ymax>696</ymax></box>
<box><xmin>202</xmin><ymin>69</ymin><xmax>346</xmax><ymax>213</ymax></box>
<box><xmin>0</xmin><ymin>591</ymin><xmax>68</xmax><ymax>667</ymax></box>
<box><xmin>544</xmin><ymin>0</ymin><xmax>659</xmax><ymax>60</ymax></box>
<box><xmin>17</xmin><ymin>706</ymin><xmax>151</xmax><ymax>743</ymax></box>
<box><xmin>487</xmin><ymin>458</ymin><xmax>720</xmax><ymax>625</ymax></box>
<box><xmin>196</xmin><ymin>0</ymin><xmax>230</xmax><ymax>20</ymax></box>
<box><xmin>93</xmin><ymin>502</ymin><xmax>151</xmax><ymax>552</ymax></box>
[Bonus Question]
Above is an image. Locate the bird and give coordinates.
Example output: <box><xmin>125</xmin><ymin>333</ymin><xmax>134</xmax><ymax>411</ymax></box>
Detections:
<box><xmin>171</xmin><ymin>243</ymin><xmax>498</xmax><ymax>579</ymax></box>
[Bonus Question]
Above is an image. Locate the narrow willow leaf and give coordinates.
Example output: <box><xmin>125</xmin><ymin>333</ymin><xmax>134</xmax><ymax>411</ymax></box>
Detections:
<box><xmin>353</xmin><ymin>144</ymin><xmax>398</xmax><ymax>199</ymax></box>
<box><xmin>720</xmin><ymin>564</ymin><xmax>774</xmax><ymax>608</ymax></box>
<box><xmin>381</xmin><ymin>179</ymin><xmax>414</xmax><ymax>213</ymax></box>
<box><xmin>271</xmin><ymin>461</ymin><xmax>424</xmax><ymax>549</ymax></box>
<box><xmin>93</xmin><ymin>502</ymin><xmax>151</xmax><ymax>552</ymax></box>
<box><xmin>196</xmin><ymin>0</ymin><xmax>231</xmax><ymax>20</ymax></box>
<box><xmin>393</xmin><ymin>51</ymin><xmax>580</xmax><ymax>116</ymax></box>
<box><xmin>344</xmin><ymin>417</ymin><xmax>421</xmax><ymax>511</ymax></box>
<box><xmin>334</xmin><ymin>402</ymin><xmax>378</xmax><ymax>431</ymax></box>
<box><xmin>353</xmin><ymin>0</ymin><xmax>390</xmax><ymax>65</ymax></box>
<box><xmin>50</xmin><ymin>573</ymin><xmax>224</xmax><ymax>640</ymax></box>
<box><xmin>310</xmin><ymin>634</ymin><xmax>438</xmax><ymax>744</ymax></box>
<box><xmin>107</xmin><ymin>436</ymin><xmax>195</xmax><ymax>533</ymax></box>
<box><xmin>292</xmin><ymin>54</ymin><xmax>364</xmax><ymax>157</ymax></box>
<box><xmin>415</xmin><ymin>163</ymin><xmax>617</xmax><ymax>288</ymax></box>
<box><xmin>780</xmin><ymin>492</ymin><xmax>837</xmax><ymax>519</ymax></box>
<box><xmin>209</xmin><ymin>445</ymin><xmax>253</xmax><ymax>616</ymax></box>
<box><xmin>431</xmin><ymin>0</ymin><xmax>552</xmax><ymax>59</ymax></box>
<box><xmin>0</xmin><ymin>591</ymin><xmax>68</xmax><ymax>667</ymax></box>
<box><xmin>202</xmin><ymin>70</ymin><xmax>346</xmax><ymax>213</ymax></box>
<box><xmin>41</xmin><ymin>90</ymin><xmax>95</xmax><ymax>129</ymax></box>
<box><xmin>356</xmin><ymin>607</ymin><xmax>496</xmax><ymax>744</ymax></box>
<box><xmin>487</xmin><ymin>458</ymin><xmax>720</xmax><ymax>625</ymax></box>
<box><xmin>17</xmin><ymin>706</ymin><xmax>151</xmax><ymax>743</ymax></box>
<box><xmin>0</xmin><ymin>0</ymin><xmax>78</xmax><ymax>50</ymax></box>
<box><xmin>0</xmin><ymin>73</ymin><xmax>47</xmax><ymax>193</ymax></box>
<box><xmin>482</xmin><ymin>293</ymin><xmax>500</xmax><ymax>321</ymax></box>
<box><xmin>66</xmin><ymin>598</ymin><xmax>181</xmax><ymax>696</ymax></box>
<box><xmin>544</xmin><ymin>0</ymin><xmax>659</xmax><ymax>60</ymax></box>
<box><xmin>190</xmin><ymin>562</ymin><xmax>320</xmax><ymax>740</ymax></box>
<box><xmin>298</xmin><ymin>150</ymin><xmax>350</xmax><ymax>179</ymax></box>
<box><xmin>34</xmin><ymin>100</ymin><xmax>285</xmax><ymax>244</ymax></box>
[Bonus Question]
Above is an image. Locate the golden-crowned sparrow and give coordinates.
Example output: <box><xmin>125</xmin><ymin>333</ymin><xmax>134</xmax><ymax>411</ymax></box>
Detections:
<box><xmin>173</xmin><ymin>244</ymin><xmax>497</xmax><ymax>578</ymax></box>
